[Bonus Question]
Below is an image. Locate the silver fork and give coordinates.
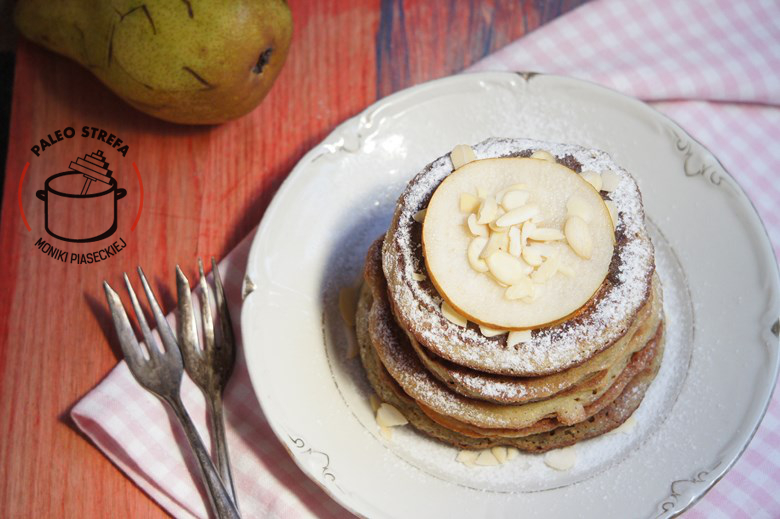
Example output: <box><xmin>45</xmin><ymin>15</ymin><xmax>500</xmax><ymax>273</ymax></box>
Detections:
<box><xmin>175</xmin><ymin>259</ymin><xmax>238</xmax><ymax>507</ymax></box>
<box><xmin>104</xmin><ymin>268</ymin><xmax>240</xmax><ymax>519</ymax></box>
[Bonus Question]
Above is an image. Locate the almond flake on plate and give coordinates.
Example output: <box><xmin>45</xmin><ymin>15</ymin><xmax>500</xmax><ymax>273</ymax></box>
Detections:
<box><xmin>491</xmin><ymin>446</ymin><xmax>508</xmax><ymax>464</ymax></box>
<box><xmin>475</xmin><ymin>450</ymin><xmax>500</xmax><ymax>466</ymax></box>
<box><xmin>376</xmin><ymin>403</ymin><xmax>408</xmax><ymax>427</ymax></box>
<box><xmin>544</xmin><ymin>445</ymin><xmax>577</xmax><ymax>471</ymax></box>
<box><xmin>456</xmin><ymin>450</ymin><xmax>479</xmax><ymax>467</ymax></box>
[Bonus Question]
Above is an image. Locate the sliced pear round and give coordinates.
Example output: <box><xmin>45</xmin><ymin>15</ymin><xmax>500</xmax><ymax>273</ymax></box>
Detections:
<box><xmin>422</xmin><ymin>157</ymin><xmax>614</xmax><ymax>330</ymax></box>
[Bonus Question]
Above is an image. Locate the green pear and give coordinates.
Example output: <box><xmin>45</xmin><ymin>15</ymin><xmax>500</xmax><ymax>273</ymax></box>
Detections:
<box><xmin>15</xmin><ymin>0</ymin><xmax>292</xmax><ymax>125</ymax></box>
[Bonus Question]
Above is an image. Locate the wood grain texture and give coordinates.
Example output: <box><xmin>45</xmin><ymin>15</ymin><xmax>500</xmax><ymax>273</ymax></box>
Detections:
<box><xmin>0</xmin><ymin>1</ymin><xmax>587</xmax><ymax>516</ymax></box>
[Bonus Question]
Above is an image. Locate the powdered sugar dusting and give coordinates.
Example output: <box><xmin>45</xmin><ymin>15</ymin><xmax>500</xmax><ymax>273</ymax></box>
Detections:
<box><xmin>383</xmin><ymin>137</ymin><xmax>655</xmax><ymax>375</ymax></box>
<box><xmin>367</xmin><ymin>220</ymin><xmax>693</xmax><ymax>493</ymax></box>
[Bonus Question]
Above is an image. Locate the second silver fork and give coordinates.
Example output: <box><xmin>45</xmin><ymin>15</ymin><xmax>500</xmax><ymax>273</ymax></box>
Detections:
<box><xmin>104</xmin><ymin>269</ymin><xmax>239</xmax><ymax>519</ymax></box>
<box><xmin>176</xmin><ymin>259</ymin><xmax>239</xmax><ymax>507</ymax></box>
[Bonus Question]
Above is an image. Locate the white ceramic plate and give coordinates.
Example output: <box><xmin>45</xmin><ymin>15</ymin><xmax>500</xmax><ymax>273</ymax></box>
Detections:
<box><xmin>241</xmin><ymin>72</ymin><xmax>780</xmax><ymax>518</ymax></box>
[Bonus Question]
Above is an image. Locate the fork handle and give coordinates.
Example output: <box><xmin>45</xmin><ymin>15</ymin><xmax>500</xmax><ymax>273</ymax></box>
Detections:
<box><xmin>166</xmin><ymin>395</ymin><xmax>241</xmax><ymax>519</ymax></box>
<box><xmin>208</xmin><ymin>392</ymin><xmax>239</xmax><ymax>508</ymax></box>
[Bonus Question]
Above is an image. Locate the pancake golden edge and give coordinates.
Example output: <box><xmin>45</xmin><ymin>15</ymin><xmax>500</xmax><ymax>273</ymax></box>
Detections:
<box><xmin>409</xmin><ymin>277</ymin><xmax>662</xmax><ymax>404</ymax></box>
<box><xmin>361</xmin><ymin>238</ymin><xmax>664</xmax><ymax>432</ymax></box>
<box><xmin>356</xmin><ymin>273</ymin><xmax>666</xmax><ymax>452</ymax></box>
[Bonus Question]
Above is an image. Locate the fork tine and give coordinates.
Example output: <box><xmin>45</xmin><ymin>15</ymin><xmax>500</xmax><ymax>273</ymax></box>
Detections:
<box><xmin>104</xmin><ymin>281</ymin><xmax>148</xmax><ymax>373</ymax></box>
<box><xmin>137</xmin><ymin>266</ymin><xmax>179</xmax><ymax>357</ymax></box>
<box><xmin>197</xmin><ymin>258</ymin><xmax>216</xmax><ymax>353</ymax></box>
<box><xmin>123</xmin><ymin>273</ymin><xmax>159</xmax><ymax>358</ymax></box>
<box><xmin>176</xmin><ymin>265</ymin><xmax>200</xmax><ymax>359</ymax></box>
<box><xmin>211</xmin><ymin>257</ymin><xmax>235</xmax><ymax>350</ymax></box>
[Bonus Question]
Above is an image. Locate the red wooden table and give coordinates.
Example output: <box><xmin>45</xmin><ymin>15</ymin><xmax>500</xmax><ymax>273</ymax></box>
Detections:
<box><xmin>0</xmin><ymin>1</ymin><xmax>585</xmax><ymax>516</ymax></box>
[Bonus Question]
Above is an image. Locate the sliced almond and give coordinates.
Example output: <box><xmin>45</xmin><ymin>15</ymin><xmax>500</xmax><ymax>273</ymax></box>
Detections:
<box><xmin>339</xmin><ymin>287</ymin><xmax>357</xmax><ymax>327</ymax></box>
<box><xmin>491</xmin><ymin>446</ymin><xmax>508</xmax><ymax>464</ymax></box>
<box><xmin>565</xmin><ymin>216</ymin><xmax>592</xmax><ymax>259</ymax></box>
<box><xmin>369</xmin><ymin>394</ymin><xmax>381</xmax><ymax>413</ymax></box>
<box><xmin>488</xmin><ymin>207</ymin><xmax>507</xmax><ymax>232</ymax></box>
<box><xmin>581</xmin><ymin>171</ymin><xmax>603</xmax><ymax>192</ymax></box>
<box><xmin>451</xmin><ymin>144</ymin><xmax>477</xmax><ymax>169</ymax></box>
<box><xmin>412</xmin><ymin>272</ymin><xmax>427</xmax><ymax>281</ymax></box>
<box><xmin>441</xmin><ymin>301</ymin><xmax>467</xmax><ymax>327</ymax></box>
<box><xmin>501</xmin><ymin>189</ymin><xmax>530</xmax><ymax>211</ymax></box>
<box><xmin>479</xmin><ymin>325</ymin><xmax>507</xmax><ymax>337</ymax></box>
<box><xmin>527</xmin><ymin>227</ymin><xmax>564</xmax><ymax>242</ymax></box>
<box><xmin>508</xmin><ymin>226</ymin><xmax>522</xmax><ymax>257</ymax></box>
<box><xmin>507</xmin><ymin>329</ymin><xmax>532</xmax><ymax>347</ymax></box>
<box><xmin>605</xmin><ymin>200</ymin><xmax>618</xmax><ymax>229</ymax></box>
<box><xmin>487</xmin><ymin>251</ymin><xmax>532</xmax><ymax>285</ymax></box>
<box><xmin>467</xmin><ymin>213</ymin><xmax>489</xmax><ymax>237</ymax></box>
<box><xmin>480</xmin><ymin>231</ymin><xmax>509</xmax><ymax>259</ymax></box>
<box><xmin>600</xmin><ymin>170</ymin><xmax>620</xmax><ymax>192</ymax></box>
<box><xmin>530</xmin><ymin>150</ymin><xmax>556</xmax><ymax>162</ymax></box>
<box><xmin>477</xmin><ymin>197</ymin><xmax>498</xmax><ymax>224</ymax></box>
<box><xmin>475</xmin><ymin>450</ymin><xmax>500</xmax><ymax>467</ymax></box>
<box><xmin>544</xmin><ymin>445</ymin><xmax>577</xmax><ymax>471</ymax></box>
<box><xmin>413</xmin><ymin>209</ymin><xmax>427</xmax><ymax>223</ymax></box>
<box><xmin>459</xmin><ymin>192</ymin><xmax>480</xmax><ymax>213</ymax></box>
<box><xmin>507</xmin><ymin>447</ymin><xmax>520</xmax><ymax>460</ymax></box>
<box><xmin>527</xmin><ymin>243</ymin><xmax>555</xmax><ymax>258</ymax></box>
<box><xmin>376</xmin><ymin>403</ymin><xmax>409</xmax><ymax>427</ymax></box>
<box><xmin>495</xmin><ymin>204</ymin><xmax>539</xmax><ymax>228</ymax></box>
<box><xmin>495</xmin><ymin>183</ymin><xmax>528</xmax><ymax>204</ymax></box>
<box><xmin>505</xmin><ymin>277</ymin><xmax>533</xmax><ymax>300</ymax></box>
<box><xmin>522</xmin><ymin>246</ymin><xmax>543</xmax><ymax>267</ymax></box>
<box><xmin>521</xmin><ymin>221</ymin><xmax>536</xmax><ymax>247</ymax></box>
<box><xmin>467</xmin><ymin>237</ymin><xmax>489</xmax><ymax>273</ymax></box>
<box><xmin>531</xmin><ymin>255</ymin><xmax>560</xmax><ymax>283</ymax></box>
<box><xmin>477</xmin><ymin>186</ymin><xmax>488</xmax><ymax>199</ymax></box>
<box><xmin>379</xmin><ymin>426</ymin><xmax>393</xmax><ymax>440</ymax></box>
<box><xmin>566</xmin><ymin>194</ymin><xmax>592</xmax><ymax>223</ymax></box>
<box><xmin>456</xmin><ymin>450</ymin><xmax>480</xmax><ymax>467</ymax></box>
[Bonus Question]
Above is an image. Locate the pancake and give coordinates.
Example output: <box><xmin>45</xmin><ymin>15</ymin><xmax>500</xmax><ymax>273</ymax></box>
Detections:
<box><xmin>356</xmin><ymin>275</ymin><xmax>665</xmax><ymax>452</ymax></box>
<box><xmin>410</xmin><ymin>277</ymin><xmax>663</xmax><ymax>404</ymax></box>
<box><xmin>382</xmin><ymin>137</ymin><xmax>656</xmax><ymax>376</ymax></box>
<box><xmin>416</xmin><ymin>324</ymin><xmax>663</xmax><ymax>438</ymax></box>
<box><xmin>361</xmin><ymin>239</ymin><xmax>664</xmax><ymax>431</ymax></box>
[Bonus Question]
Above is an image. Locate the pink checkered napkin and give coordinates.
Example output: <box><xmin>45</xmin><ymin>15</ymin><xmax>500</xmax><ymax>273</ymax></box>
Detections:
<box><xmin>73</xmin><ymin>0</ymin><xmax>780</xmax><ymax>517</ymax></box>
<box><xmin>470</xmin><ymin>1</ymin><xmax>780</xmax><ymax>517</ymax></box>
<box><xmin>72</xmin><ymin>233</ymin><xmax>349</xmax><ymax>519</ymax></box>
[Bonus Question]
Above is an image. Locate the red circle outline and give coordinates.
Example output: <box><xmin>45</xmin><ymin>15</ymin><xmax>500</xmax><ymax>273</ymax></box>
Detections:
<box><xmin>18</xmin><ymin>162</ymin><xmax>31</xmax><ymax>231</ymax></box>
<box><xmin>131</xmin><ymin>162</ymin><xmax>143</xmax><ymax>231</ymax></box>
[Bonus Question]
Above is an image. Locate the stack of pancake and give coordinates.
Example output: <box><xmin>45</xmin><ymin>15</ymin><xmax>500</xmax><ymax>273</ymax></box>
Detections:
<box><xmin>355</xmin><ymin>138</ymin><xmax>664</xmax><ymax>452</ymax></box>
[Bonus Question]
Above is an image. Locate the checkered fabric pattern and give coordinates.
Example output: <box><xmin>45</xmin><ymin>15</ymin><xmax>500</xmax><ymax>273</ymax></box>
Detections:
<box><xmin>72</xmin><ymin>0</ymin><xmax>780</xmax><ymax>517</ymax></box>
<box><xmin>470</xmin><ymin>2</ymin><xmax>780</xmax><ymax>516</ymax></box>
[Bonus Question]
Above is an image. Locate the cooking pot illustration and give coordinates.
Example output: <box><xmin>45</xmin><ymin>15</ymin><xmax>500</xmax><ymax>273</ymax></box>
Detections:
<box><xmin>36</xmin><ymin>150</ymin><xmax>126</xmax><ymax>243</ymax></box>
